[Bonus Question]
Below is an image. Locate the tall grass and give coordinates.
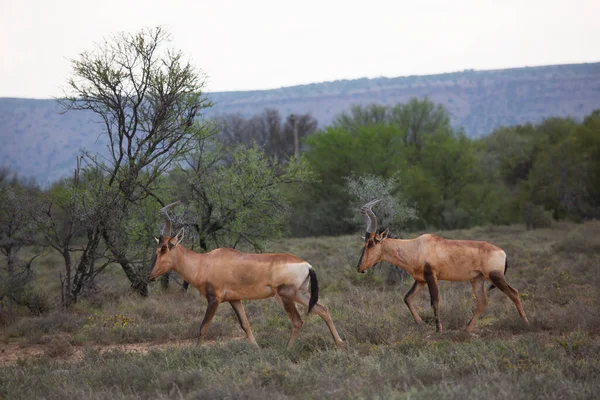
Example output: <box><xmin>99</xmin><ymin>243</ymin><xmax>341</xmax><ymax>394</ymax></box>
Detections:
<box><xmin>1</xmin><ymin>222</ymin><xmax>599</xmax><ymax>399</ymax></box>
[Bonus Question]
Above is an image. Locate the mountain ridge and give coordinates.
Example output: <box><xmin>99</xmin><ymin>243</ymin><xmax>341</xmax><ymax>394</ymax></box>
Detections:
<box><xmin>1</xmin><ymin>62</ymin><xmax>600</xmax><ymax>184</ymax></box>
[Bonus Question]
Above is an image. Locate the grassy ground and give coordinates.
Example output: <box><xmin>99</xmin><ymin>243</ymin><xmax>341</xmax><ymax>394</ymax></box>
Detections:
<box><xmin>1</xmin><ymin>222</ymin><xmax>599</xmax><ymax>399</ymax></box>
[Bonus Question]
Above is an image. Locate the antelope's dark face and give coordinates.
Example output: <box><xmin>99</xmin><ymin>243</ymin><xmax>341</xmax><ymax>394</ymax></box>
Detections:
<box><xmin>356</xmin><ymin>229</ymin><xmax>389</xmax><ymax>273</ymax></box>
<box><xmin>148</xmin><ymin>235</ymin><xmax>178</xmax><ymax>281</ymax></box>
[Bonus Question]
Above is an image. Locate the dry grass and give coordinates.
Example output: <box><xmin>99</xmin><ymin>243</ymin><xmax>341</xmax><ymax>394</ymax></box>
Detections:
<box><xmin>0</xmin><ymin>221</ymin><xmax>599</xmax><ymax>399</ymax></box>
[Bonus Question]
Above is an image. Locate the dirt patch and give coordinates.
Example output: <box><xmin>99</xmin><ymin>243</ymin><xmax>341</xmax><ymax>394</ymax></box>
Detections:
<box><xmin>0</xmin><ymin>337</ymin><xmax>244</xmax><ymax>366</ymax></box>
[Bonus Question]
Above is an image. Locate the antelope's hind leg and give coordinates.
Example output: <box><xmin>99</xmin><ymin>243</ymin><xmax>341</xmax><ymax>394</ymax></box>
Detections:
<box><xmin>230</xmin><ymin>300</ymin><xmax>258</xmax><ymax>346</ymax></box>
<box><xmin>277</xmin><ymin>285</ymin><xmax>304</xmax><ymax>349</ymax></box>
<box><xmin>404</xmin><ymin>281</ymin><xmax>426</xmax><ymax>325</ymax></box>
<box><xmin>293</xmin><ymin>292</ymin><xmax>345</xmax><ymax>346</ymax></box>
<box><xmin>489</xmin><ymin>271</ymin><xmax>529</xmax><ymax>324</ymax></box>
<box><xmin>465</xmin><ymin>275</ymin><xmax>488</xmax><ymax>333</ymax></box>
<box><xmin>282</xmin><ymin>297</ymin><xmax>304</xmax><ymax>349</ymax></box>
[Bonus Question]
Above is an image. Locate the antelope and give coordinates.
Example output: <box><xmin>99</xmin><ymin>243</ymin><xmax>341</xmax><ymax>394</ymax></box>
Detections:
<box><xmin>357</xmin><ymin>199</ymin><xmax>529</xmax><ymax>333</ymax></box>
<box><xmin>148</xmin><ymin>202</ymin><xmax>344</xmax><ymax>348</ymax></box>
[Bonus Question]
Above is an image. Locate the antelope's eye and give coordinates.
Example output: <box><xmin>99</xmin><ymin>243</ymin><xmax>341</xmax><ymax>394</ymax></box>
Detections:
<box><xmin>160</xmin><ymin>246</ymin><xmax>167</xmax><ymax>254</ymax></box>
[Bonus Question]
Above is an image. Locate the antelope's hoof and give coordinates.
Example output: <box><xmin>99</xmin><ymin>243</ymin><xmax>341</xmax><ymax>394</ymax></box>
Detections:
<box><xmin>456</xmin><ymin>330</ymin><xmax>476</xmax><ymax>340</ymax></box>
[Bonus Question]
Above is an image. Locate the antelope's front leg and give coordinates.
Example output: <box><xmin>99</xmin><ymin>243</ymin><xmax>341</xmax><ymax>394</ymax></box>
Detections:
<box><xmin>424</xmin><ymin>264</ymin><xmax>442</xmax><ymax>333</ymax></box>
<box><xmin>198</xmin><ymin>297</ymin><xmax>221</xmax><ymax>345</ymax></box>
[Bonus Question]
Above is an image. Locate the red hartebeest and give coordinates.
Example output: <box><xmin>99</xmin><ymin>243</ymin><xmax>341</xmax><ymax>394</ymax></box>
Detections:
<box><xmin>148</xmin><ymin>202</ymin><xmax>344</xmax><ymax>348</ymax></box>
<box><xmin>357</xmin><ymin>199</ymin><xmax>529</xmax><ymax>333</ymax></box>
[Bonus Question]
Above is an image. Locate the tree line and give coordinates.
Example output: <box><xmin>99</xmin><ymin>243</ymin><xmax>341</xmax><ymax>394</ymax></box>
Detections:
<box><xmin>291</xmin><ymin>103</ymin><xmax>600</xmax><ymax>236</ymax></box>
<box><xmin>1</xmin><ymin>27</ymin><xmax>599</xmax><ymax>311</ymax></box>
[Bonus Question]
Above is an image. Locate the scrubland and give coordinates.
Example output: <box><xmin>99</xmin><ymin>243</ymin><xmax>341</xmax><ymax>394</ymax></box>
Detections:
<box><xmin>1</xmin><ymin>222</ymin><xmax>599</xmax><ymax>399</ymax></box>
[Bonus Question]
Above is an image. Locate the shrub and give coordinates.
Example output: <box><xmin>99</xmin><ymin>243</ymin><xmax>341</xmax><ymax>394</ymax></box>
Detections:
<box><xmin>45</xmin><ymin>335</ymin><xmax>75</xmax><ymax>358</ymax></box>
<box><xmin>523</xmin><ymin>203</ymin><xmax>553</xmax><ymax>230</ymax></box>
<box><xmin>552</xmin><ymin>226</ymin><xmax>600</xmax><ymax>254</ymax></box>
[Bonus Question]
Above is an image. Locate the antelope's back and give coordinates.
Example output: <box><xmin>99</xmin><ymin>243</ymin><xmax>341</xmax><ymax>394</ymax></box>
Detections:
<box><xmin>421</xmin><ymin>234</ymin><xmax>506</xmax><ymax>280</ymax></box>
<box><xmin>204</xmin><ymin>248</ymin><xmax>310</xmax><ymax>286</ymax></box>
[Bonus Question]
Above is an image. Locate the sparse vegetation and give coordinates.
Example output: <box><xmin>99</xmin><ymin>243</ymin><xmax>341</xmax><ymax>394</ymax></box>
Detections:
<box><xmin>0</xmin><ymin>222</ymin><xmax>598</xmax><ymax>399</ymax></box>
<box><xmin>0</xmin><ymin>26</ymin><xmax>598</xmax><ymax>400</ymax></box>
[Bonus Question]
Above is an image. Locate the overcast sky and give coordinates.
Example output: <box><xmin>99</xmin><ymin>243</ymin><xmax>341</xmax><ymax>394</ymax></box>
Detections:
<box><xmin>1</xmin><ymin>0</ymin><xmax>599</xmax><ymax>98</ymax></box>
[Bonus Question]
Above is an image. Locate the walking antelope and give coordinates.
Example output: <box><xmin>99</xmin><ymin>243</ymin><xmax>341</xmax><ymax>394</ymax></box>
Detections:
<box><xmin>148</xmin><ymin>202</ymin><xmax>344</xmax><ymax>348</ymax></box>
<box><xmin>357</xmin><ymin>199</ymin><xmax>529</xmax><ymax>333</ymax></box>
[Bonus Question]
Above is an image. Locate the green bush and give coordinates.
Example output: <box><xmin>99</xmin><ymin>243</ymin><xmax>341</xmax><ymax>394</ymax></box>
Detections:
<box><xmin>523</xmin><ymin>202</ymin><xmax>553</xmax><ymax>230</ymax></box>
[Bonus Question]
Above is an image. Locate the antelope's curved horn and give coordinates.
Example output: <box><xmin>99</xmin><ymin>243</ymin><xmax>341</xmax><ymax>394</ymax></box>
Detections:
<box><xmin>360</xmin><ymin>199</ymin><xmax>381</xmax><ymax>233</ymax></box>
<box><xmin>160</xmin><ymin>201</ymin><xmax>181</xmax><ymax>236</ymax></box>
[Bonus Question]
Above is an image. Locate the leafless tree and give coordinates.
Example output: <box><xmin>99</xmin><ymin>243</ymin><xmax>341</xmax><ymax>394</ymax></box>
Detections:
<box><xmin>35</xmin><ymin>159</ymin><xmax>116</xmax><ymax>307</ymax></box>
<box><xmin>0</xmin><ymin>168</ymin><xmax>45</xmax><ymax>312</ymax></box>
<box><xmin>0</xmin><ymin>170</ymin><xmax>39</xmax><ymax>273</ymax></box>
<box><xmin>59</xmin><ymin>27</ymin><xmax>212</xmax><ymax>297</ymax></box>
<box><xmin>216</xmin><ymin>109</ymin><xmax>317</xmax><ymax>162</ymax></box>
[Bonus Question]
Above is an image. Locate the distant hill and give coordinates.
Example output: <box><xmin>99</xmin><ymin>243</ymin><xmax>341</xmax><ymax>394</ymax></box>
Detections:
<box><xmin>1</xmin><ymin>62</ymin><xmax>599</xmax><ymax>185</ymax></box>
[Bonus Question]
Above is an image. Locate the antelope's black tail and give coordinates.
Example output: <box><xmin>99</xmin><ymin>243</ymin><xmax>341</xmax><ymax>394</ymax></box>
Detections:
<box><xmin>308</xmin><ymin>269</ymin><xmax>319</xmax><ymax>314</ymax></box>
<box><xmin>489</xmin><ymin>258</ymin><xmax>508</xmax><ymax>291</ymax></box>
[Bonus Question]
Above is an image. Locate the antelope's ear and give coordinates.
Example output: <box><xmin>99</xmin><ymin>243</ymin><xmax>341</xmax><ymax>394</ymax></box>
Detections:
<box><xmin>375</xmin><ymin>228</ymin><xmax>389</xmax><ymax>243</ymax></box>
<box><xmin>154</xmin><ymin>237</ymin><xmax>159</xmax><ymax>244</ymax></box>
<box><xmin>170</xmin><ymin>228</ymin><xmax>185</xmax><ymax>247</ymax></box>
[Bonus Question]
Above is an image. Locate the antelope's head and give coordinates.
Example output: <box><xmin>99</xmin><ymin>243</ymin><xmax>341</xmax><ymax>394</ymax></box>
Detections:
<box><xmin>356</xmin><ymin>199</ymin><xmax>389</xmax><ymax>273</ymax></box>
<box><xmin>148</xmin><ymin>230</ymin><xmax>185</xmax><ymax>281</ymax></box>
<box><xmin>148</xmin><ymin>201</ymin><xmax>184</xmax><ymax>282</ymax></box>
